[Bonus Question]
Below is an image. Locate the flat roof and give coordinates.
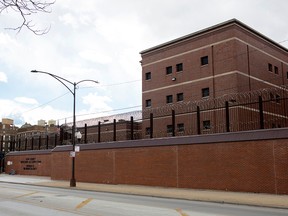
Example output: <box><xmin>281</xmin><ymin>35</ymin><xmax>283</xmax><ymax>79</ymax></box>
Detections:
<box><xmin>140</xmin><ymin>19</ymin><xmax>288</xmax><ymax>55</ymax></box>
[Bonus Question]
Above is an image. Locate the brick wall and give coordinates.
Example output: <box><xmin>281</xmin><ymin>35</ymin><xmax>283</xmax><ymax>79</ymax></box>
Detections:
<box><xmin>6</xmin><ymin>128</ymin><xmax>288</xmax><ymax>194</ymax></box>
<box><xmin>5</xmin><ymin>150</ymin><xmax>51</xmax><ymax>176</ymax></box>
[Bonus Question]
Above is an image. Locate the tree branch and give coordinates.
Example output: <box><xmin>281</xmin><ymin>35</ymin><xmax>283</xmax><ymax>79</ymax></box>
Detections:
<box><xmin>0</xmin><ymin>0</ymin><xmax>55</xmax><ymax>35</ymax></box>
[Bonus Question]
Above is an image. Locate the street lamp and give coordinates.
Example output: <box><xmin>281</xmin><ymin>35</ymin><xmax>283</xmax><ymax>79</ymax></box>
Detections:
<box><xmin>31</xmin><ymin>70</ymin><xmax>98</xmax><ymax>187</ymax></box>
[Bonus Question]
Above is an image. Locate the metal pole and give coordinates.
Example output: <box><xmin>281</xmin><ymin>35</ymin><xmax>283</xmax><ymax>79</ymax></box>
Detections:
<box><xmin>84</xmin><ymin>124</ymin><xmax>88</xmax><ymax>144</ymax></box>
<box><xmin>197</xmin><ymin>106</ymin><xmax>201</xmax><ymax>135</ymax></box>
<box><xmin>130</xmin><ymin>116</ymin><xmax>134</xmax><ymax>140</ymax></box>
<box><xmin>172</xmin><ymin>110</ymin><xmax>175</xmax><ymax>137</ymax></box>
<box><xmin>113</xmin><ymin>119</ymin><xmax>116</xmax><ymax>141</ymax></box>
<box><xmin>31</xmin><ymin>70</ymin><xmax>98</xmax><ymax>188</ymax></box>
<box><xmin>259</xmin><ymin>96</ymin><xmax>264</xmax><ymax>129</ymax></box>
<box><xmin>150</xmin><ymin>113</ymin><xmax>153</xmax><ymax>139</ymax></box>
<box><xmin>70</xmin><ymin>83</ymin><xmax>76</xmax><ymax>187</ymax></box>
<box><xmin>225</xmin><ymin>101</ymin><xmax>230</xmax><ymax>132</ymax></box>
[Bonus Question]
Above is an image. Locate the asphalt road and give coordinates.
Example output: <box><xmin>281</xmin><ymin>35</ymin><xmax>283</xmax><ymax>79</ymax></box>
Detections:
<box><xmin>0</xmin><ymin>182</ymin><xmax>287</xmax><ymax>216</ymax></box>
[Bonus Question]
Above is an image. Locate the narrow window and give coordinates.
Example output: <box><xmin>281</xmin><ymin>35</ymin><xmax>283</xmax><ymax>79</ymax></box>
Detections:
<box><xmin>167</xmin><ymin>125</ymin><xmax>173</xmax><ymax>133</ymax></box>
<box><xmin>201</xmin><ymin>56</ymin><xmax>208</xmax><ymax>66</ymax></box>
<box><xmin>177</xmin><ymin>93</ymin><xmax>184</xmax><ymax>102</ymax></box>
<box><xmin>176</xmin><ymin>63</ymin><xmax>183</xmax><ymax>72</ymax></box>
<box><xmin>275</xmin><ymin>94</ymin><xmax>281</xmax><ymax>103</ymax></box>
<box><xmin>203</xmin><ymin>120</ymin><xmax>211</xmax><ymax>129</ymax></box>
<box><xmin>145</xmin><ymin>72</ymin><xmax>151</xmax><ymax>80</ymax></box>
<box><xmin>177</xmin><ymin>123</ymin><xmax>184</xmax><ymax>132</ymax></box>
<box><xmin>166</xmin><ymin>95</ymin><xmax>173</xmax><ymax>104</ymax></box>
<box><xmin>274</xmin><ymin>66</ymin><xmax>279</xmax><ymax>74</ymax></box>
<box><xmin>286</xmin><ymin>72</ymin><xmax>288</xmax><ymax>79</ymax></box>
<box><xmin>145</xmin><ymin>99</ymin><xmax>151</xmax><ymax>107</ymax></box>
<box><xmin>202</xmin><ymin>88</ymin><xmax>210</xmax><ymax>98</ymax></box>
<box><xmin>268</xmin><ymin>63</ymin><xmax>273</xmax><ymax>72</ymax></box>
<box><xmin>166</xmin><ymin>66</ymin><xmax>172</xmax><ymax>75</ymax></box>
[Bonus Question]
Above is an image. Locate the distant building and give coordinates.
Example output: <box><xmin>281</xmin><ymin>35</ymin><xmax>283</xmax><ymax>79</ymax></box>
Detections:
<box><xmin>0</xmin><ymin>118</ymin><xmax>18</xmax><ymax>172</ymax></box>
<box><xmin>0</xmin><ymin>118</ymin><xmax>17</xmax><ymax>153</ymax></box>
<box><xmin>16</xmin><ymin>122</ymin><xmax>59</xmax><ymax>150</ymax></box>
<box><xmin>140</xmin><ymin>19</ymin><xmax>288</xmax><ymax>137</ymax></box>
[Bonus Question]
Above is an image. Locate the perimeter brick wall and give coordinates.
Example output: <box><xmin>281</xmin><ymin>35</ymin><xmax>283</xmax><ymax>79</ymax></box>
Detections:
<box><xmin>6</xmin><ymin>128</ymin><xmax>288</xmax><ymax>194</ymax></box>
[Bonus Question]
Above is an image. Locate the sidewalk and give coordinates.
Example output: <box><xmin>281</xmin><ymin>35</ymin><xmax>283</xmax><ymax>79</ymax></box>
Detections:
<box><xmin>1</xmin><ymin>174</ymin><xmax>288</xmax><ymax>209</ymax></box>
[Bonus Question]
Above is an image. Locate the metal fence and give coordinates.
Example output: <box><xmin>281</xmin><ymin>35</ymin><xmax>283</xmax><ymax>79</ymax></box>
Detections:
<box><xmin>2</xmin><ymin>86</ymin><xmax>288</xmax><ymax>152</ymax></box>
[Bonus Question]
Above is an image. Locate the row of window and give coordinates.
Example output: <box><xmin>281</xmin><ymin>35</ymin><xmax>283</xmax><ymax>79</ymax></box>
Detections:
<box><xmin>145</xmin><ymin>120</ymin><xmax>211</xmax><ymax>135</ymax></box>
<box><xmin>145</xmin><ymin>88</ymin><xmax>210</xmax><ymax>107</ymax></box>
<box><xmin>268</xmin><ymin>63</ymin><xmax>279</xmax><ymax>74</ymax></box>
<box><xmin>145</xmin><ymin>56</ymin><xmax>209</xmax><ymax>80</ymax></box>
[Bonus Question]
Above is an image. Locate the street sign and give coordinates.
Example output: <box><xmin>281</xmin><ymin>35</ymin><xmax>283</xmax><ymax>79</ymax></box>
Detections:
<box><xmin>70</xmin><ymin>151</ymin><xmax>75</xmax><ymax>157</ymax></box>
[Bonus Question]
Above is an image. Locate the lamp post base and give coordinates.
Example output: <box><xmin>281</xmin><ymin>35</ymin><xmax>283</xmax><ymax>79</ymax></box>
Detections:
<box><xmin>70</xmin><ymin>178</ymin><xmax>76</xmax><ymax>187</ymax></box>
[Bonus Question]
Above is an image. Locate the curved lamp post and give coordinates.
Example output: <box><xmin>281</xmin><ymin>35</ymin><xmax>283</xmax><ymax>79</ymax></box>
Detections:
<box><xmin>31</xmin><ymin>70</ymin><xmax>98</xmax><ymax>187</ymax></box>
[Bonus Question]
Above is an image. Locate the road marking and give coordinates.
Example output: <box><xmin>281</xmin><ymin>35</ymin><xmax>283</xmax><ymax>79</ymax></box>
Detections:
<box><xmin>75</xmin><ymin>198</ymin><xmax>93</xmax><ymax>210</ymax></box>
<box><xmin>13</xmin><ymin>191</ymin><xmax>38</xmax><ymax>199</ymax></box>
<box><xmin>176</xmin><ymin>208</ymin><xmax>190</xmax><ymax>216</ymax></box>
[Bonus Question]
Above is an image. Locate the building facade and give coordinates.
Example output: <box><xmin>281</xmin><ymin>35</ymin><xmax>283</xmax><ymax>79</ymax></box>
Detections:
<box><xmin>140</xmin><ymin>19</ymin><xmax>288</xmax><ymax>137</ymax></box>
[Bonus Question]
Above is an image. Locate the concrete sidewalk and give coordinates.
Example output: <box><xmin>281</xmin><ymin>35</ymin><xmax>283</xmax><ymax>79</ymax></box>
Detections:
<box><xmin>1</xmin><ymin>174</ymin><xmax>288</xmax><ymax>209</ymax></box>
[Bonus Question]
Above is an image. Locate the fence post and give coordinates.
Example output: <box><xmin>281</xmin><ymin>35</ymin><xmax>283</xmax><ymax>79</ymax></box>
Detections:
<box><xmin>46</xmin><ymin>135</ymin><xmax>49</xmax><ymax>149</ymax></box>
<box><xmin>113</xmin><ymin>119</ymin><xmax>116</xmax><ymax>141</ymax></box>
<box><xmin>197</xmin><ymin>106</ymin><xmax>201</xmax><ymax>135</ymax></box>
<box><xmin>130</xmin><ymin>116</ymin><xmax>134</xmax><ymax>140</ymax></box>
<box><xmin>172</xmin><ymin>110</ymin><xmax>175</xmax><ymax>137</ymax></box>
<box><xmin>18</xmin><ymin>138</ymin><xmax>21</xmax><ymax>151</ymax></box>
<box><xmin>225</xmin><ymin>101</ymin><xmax>230</xmax><ymax>132</ymax></box>
<box><xmin>259</xmin><ymin>96</ymin><xmax>264</xmax><ymax>129</ymax></box>
<box><xmin>38</xmin><ymin>136</ymin><xmax>41</xmax><ymax>150</ymax></box>
<box><xmin>150</xmin><ymin>113</ymin><xmax>154</xmax><ymax>138</ymax></box>
<box><xmin>60</xmin><ymin>128</ymin><xmax>64</xmax><ymax>145</ymax></box>
<box><xmin>98</xmin><ymin>121</ymin><xmax>101</xmax><ymax>143</ymax></box>
<box><xmin>84</xmin><ymin>123</ymin><xmax>88</xmax><ymax>143</ymax></box>
<box><xmin>54</xmin><ymin>134</ymin><xmax>57</xmax><ymax>147</ymax></box>
<box><xmin>0</xmin><ymin>136</ymin><xmax>3</xmax><ymax>153</ymax></box>
<box><xmin>9</xmin><ymin>138</ymin><xmax>12</xmax><ymax>151</ymax></box>
<box><xmin>12</xmin><ymin>137</ymin><xmax>16</xmax><ymax>151</ymax></box>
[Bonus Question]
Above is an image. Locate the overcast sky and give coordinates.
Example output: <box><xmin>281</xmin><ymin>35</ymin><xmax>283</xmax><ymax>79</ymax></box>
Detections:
<box><xmin>0</xmin><ymin>0</ymin><xmax>288</xmax><ymax>127</ymax></box>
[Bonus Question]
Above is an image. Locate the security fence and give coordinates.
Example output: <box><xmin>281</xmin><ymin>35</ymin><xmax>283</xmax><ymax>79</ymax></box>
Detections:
<box><xmin>1</xmin><ymin>86</ymin><xmax>288</xmax><ymax>152</ymax></box>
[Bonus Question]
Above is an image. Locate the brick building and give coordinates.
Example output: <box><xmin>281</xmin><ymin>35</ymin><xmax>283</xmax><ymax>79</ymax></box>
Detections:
<box><xmin>0</xmin><ymin>118</ymin><xmax>17</xmax><ymax>153</ymax></box>
<box><xmin>17</xmin><ymin>122</ymin><xmax>59</xmax><ymax>150</ymax></box>
<box><xmin>140</xmin><ymin>19</ymin><xmax>288</xmax><ymax>137</ymax></box>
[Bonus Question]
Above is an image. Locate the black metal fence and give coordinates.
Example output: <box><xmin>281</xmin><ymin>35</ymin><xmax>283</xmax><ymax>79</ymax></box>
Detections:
<box><xmin>2</xmin><ymin>86</ymin><xmax>288</xmax><ymax>152</ymax></box>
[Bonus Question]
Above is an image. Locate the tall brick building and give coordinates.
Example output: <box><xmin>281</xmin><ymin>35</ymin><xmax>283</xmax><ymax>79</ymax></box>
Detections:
<box><xmin>140</xmin><ymin>19</ymin><xmax>288</xmax><ymax>137</ymax></box>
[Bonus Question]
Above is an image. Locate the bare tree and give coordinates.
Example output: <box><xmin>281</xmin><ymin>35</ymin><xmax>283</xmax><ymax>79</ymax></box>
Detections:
<box><xmin>0</xmin><ymin>0</ymin><xmax>55</xmax><ymax>35</ymax></box>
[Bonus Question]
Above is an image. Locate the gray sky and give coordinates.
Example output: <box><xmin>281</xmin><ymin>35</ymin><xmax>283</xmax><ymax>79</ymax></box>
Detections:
<box><xmin>0</xmin><ymin>0</ymin><xmax>288</xmax><ymax>126</ymax></box>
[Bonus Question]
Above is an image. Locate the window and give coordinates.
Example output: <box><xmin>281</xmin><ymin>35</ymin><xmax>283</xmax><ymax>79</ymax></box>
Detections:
<box><xmin>167</xmin><ymin>125</ymin><xmax>173</xmax><ymax>133</ymax></box>
<box><xmin>177</xmin><ymin>123</ymin><xmax>184</xmax><ymax>132</ymax></box>
<box><xmin>268</xmin><ymin>63</ymin><xmax>273</xmax><ymax>72</ymax></box>
<box><xmin>274</xmin><ymin>66</ymin><xmax>279</xmax><ymax>74</ymax></box>
<box><xmin>177</xmin><ymin>93</ymin><xmax>184</xmax><ymax>102</ymax></box>
<box><xmin>176</xmin><ymin>63</ymin><xmax>183</xmax><ymax>72</ymax></box>
<box><xmin>145</xmin><ymin>99</ymin><xmax>151</xmax><ymax>107</ymax></box>
<box><xmin>276</xmin><ymin>94</ymin><xmax>281</xmax><ymax>103</ymax></box>
<box><xmin>166</xmin><ymin>95</ymin><xmax>173</xmax><ymax>104</ymax></box>
<box><xmin>286</xmin><ymin>72</ymin><xmax>288</xmax><ymax>79</ymax></box>
<box><xmin>201</xmin><ymin>56</ymin><xmax>208</xmax><ymax>65</ymax></box>
<box><xmin>202</xmin><ymin>88</ymin><xmax>210</xmax><ymax>98</ymax></box>
<box><xmin>166</xmin><ymin>66</ymin><xmax>172</xmax><ymax>75</ymax></box>
<box><xmin>145</xmin><ymin>72</ymin><xmax>151</xmax><ymax>80</ymax></box>
<box><xmin>145</xmin><ymin>127</ymin><xmax>151</xmax><ymax>135</ymax></box>
<box><xmin>203</xmin><ymin>120</ymin><xmax>211</xmax><ymax>130</ymax></box>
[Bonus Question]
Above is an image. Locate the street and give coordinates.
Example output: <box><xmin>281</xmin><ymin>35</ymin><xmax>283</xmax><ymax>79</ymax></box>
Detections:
<box><xmin>0</xmin><ymin>182</ymin><xmax>287</xmax><ymax>216</ymax></box>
